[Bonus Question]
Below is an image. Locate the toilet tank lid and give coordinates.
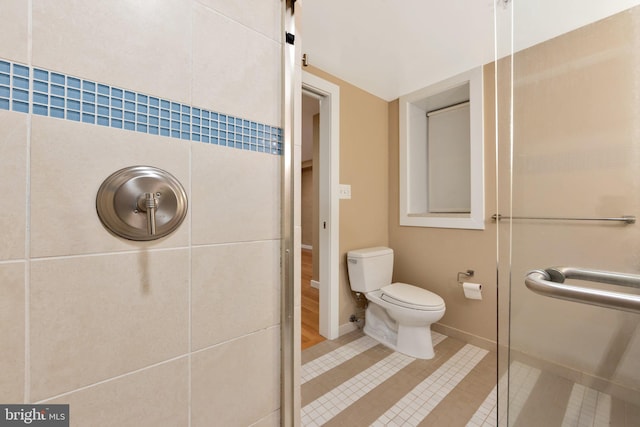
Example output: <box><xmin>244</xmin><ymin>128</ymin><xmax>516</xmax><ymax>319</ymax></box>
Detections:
<box><xmin>347</xmin><ymin>247</ymin><xmax>393</xmax><ymax>259</ymax></box>
<box><xmin>381</xmin><ymin>283</ymin><xmax>444</xmax><ymax>307</ymax></box>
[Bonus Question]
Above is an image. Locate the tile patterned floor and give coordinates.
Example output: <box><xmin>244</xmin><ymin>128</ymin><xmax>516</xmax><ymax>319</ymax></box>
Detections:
<box><xmin>301</xmin><ymin>331</ymin><xmax>495</xmax><ymax>427</ymax></box>
<box><xmin>301</xmin><ymin>330</ymin><xmax>640</xmax><ymax>427</ymax></box>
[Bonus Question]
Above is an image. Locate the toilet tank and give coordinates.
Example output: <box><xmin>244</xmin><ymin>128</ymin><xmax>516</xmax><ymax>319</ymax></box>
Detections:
<box><xmin>347</xmin><ymin>247</ymin><xmax>394</xmax><ymax>293</ymax></box>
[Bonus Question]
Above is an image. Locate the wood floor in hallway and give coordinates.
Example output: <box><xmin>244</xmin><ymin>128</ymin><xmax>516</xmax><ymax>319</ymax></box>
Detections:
<box><xmin>301</xmin><ymin>330</ymin><xmax>640</xmax><ymax>427</ymax></box>
<box><xmin>302</xmin><ymin>248</ymin><xmax>325</xmax><ymax>350</ymax></box>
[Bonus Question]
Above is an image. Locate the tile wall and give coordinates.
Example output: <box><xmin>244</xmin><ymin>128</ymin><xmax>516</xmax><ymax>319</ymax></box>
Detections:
<box><xmin>0</xmin><ymin>0</ymin><xmax>283</xmax><ymax>426</ymax></box>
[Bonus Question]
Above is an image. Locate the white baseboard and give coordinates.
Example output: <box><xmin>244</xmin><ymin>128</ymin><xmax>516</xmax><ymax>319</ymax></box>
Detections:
<box><xmin>310</xmin><ymin>280</ymin><xmax>319</xmax><ymax>289</ymax></box>
<box><xmin>301</xmin><ymin>244</ymin><xmax>313</xmax><ymax>251</ymax></box>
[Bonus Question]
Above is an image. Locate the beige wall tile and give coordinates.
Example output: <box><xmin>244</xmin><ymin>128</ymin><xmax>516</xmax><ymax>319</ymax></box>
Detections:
<box><xmin>1</xmin><ymin>0</ymin><xmax>286</xmax><ymax>423</ymax></box>
<box><xmin>0</xmin><ymin>111</ymin><xmax>27</xmax><ymax>261</ymax></box>
<box><xmin>30</xmin><ymin>116</ymin><xmax>190</xmax><ymax>258</ymax></box>
<box><xmin>0</xmin><ymin>0</ymin><xmax>28</xmax><ymax>63</ymax></box>
<box><xmin>507</xmin><ymin>7</ymin><xmax>640</xmax><ymax>389</ymax></box>
<box><xmin>45</xmin><ymin>358</ymin><xmax>189</xmax><ymax>427</ymax></box>
<box><xmin>191</xmin><ymin>241</ymin><xmax>280</xmax><ymax>350</ymax></box>
<box><xmin>192</xmin><ymin>2</ymin><xmax>281</xmax><ymax>126</ymax></box>
<box><xmin>0</xmin><ymin>262</ymin><xmax>25</xmax><ymax>403</ymax></box>
<box><xmin>195</xmin><ymin>0</ymin><xmax>281</xmax><ymax>42</ymax></box>
<box><xmin>32</xmin><ymin>0</ymin><xmax>191</xmax><ymax>103</ymax></box>
<box><xmin>30</xmin><ymin>249</ymin><xmax>189</xmax><ymax>401</ymax></box>
<box><xmin>191</xmin><ymin>143</ymin><xmax>280</xmax><ymax>245</ymax></box>
<box><xmin>191</xmin><ymin>327</ymin><xmax>280</xmax><ymax>427</ymax></box>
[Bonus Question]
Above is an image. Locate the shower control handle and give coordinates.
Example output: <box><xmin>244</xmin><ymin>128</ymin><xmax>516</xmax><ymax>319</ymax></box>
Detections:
<box><xmin>138</xmin><ymin>192</ymin><xmax>158</xmax><ymax>236</ymax></box>
<box><xmin>96</xmin><ymin>166</ymin><xmax>188</xmax><ymax>241</ymax></box>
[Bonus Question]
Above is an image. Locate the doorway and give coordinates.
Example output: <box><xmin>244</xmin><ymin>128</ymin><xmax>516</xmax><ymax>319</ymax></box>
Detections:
<box><xmin>300</xmin><ymin>72</ymin><xmax>341</xmax><ymax>345</ymax></box>
<box><xmin>300</xmin><ymin>92</ymin><xmax>322</xmax><ymax>349</ymax></box>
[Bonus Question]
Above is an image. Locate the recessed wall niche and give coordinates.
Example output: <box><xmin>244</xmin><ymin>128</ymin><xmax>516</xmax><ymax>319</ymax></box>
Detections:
<box><xmin>399</xmin><ymin>67</ymin><xmax>484</xmax><ymax>229</ymax></box>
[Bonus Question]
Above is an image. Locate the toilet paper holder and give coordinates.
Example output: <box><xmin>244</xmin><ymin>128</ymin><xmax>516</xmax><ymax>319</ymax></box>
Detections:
<box><xmin>457</xmin><ymin>270</ymin><xmax>474</xmax><ymax>284</ymax></box>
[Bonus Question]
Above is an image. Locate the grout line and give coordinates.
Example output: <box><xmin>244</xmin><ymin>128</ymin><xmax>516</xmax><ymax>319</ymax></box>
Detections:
<box><xmin>34</xmin><ymin>354</ymin><xmax>190</xmax><ymax>404</ymax></box>
<box><xmin>24</xmin><ymin>0</ymin><xmax>33</xmax><ymax>404</ymax></box>
<box><xmin>24</xmin><ymin>113</ymin><xmax>31</xmax><ymax>406</ymax></box>
<box><xmin>190</xmin><ymin>325</ymin><xmax>281</xmax><ymax>357</ymax></box>
<box><xmin>28</xmin><ymin>246</ymin><xmax>192</xmax><ymax>262</ymax></box>
<box><xmin>192</xmin><ymin>0</ymin><xmax>281</xmax><ymax>44</ymax></box>
<box><xmin>191</xmin><ymin>238</ymin><xmax>281</xmax><ymax>249</ymax></box>
<box><xmin>187</xmin><ymin>162</ymin><xmax>193</xmax><ymax>413</ymax></box>
<box><xmin>0</xmin><ymin>259</ymin><xmax>29</xmax><ymax>266</ymax></box>
<box><xmin>17</xmin><ymin>238</ymin><xmax>282</xmax><ymax>264</ymax></box>
<box><xmin>187</xmin><ymin>7</ymin><xmax>194</xmax><ymax>426</ymax></box>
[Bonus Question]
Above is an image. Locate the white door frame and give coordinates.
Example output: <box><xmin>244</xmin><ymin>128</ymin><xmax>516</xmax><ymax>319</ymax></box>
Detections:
<box><xmin>302</xmin><ymin>71</ymin><xmax>340</xmax><ymax>340</ymax></box>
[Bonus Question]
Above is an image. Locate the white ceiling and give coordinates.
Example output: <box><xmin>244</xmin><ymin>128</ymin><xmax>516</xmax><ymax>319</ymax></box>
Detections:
<box><xmin>300</xmin><ymin>0</ymin><xmax>640</xmax><ymax>101</ymax></box>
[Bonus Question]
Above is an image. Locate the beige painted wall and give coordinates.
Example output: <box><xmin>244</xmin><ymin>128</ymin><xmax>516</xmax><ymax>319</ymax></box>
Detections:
<box><xmin>305</xmin><ymin>65</ymin><xmax>390</xmax><ymax>326</ymax></box>
<box><xmin>305</xmin><ymin>63</ymin><xmax>498</xmax><ymax>342</ymax></box>
<box><xmin>388</xmin><ymin>68</ymin><xmax>499</xmax><ymax>343</ymax></box>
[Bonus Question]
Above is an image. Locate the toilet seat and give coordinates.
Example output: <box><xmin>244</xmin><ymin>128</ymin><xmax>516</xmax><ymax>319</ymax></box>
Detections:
<box><xmin>380</xmin><ymin>283</ymin><xmax>445</xmax><ymax>311</ymax></box>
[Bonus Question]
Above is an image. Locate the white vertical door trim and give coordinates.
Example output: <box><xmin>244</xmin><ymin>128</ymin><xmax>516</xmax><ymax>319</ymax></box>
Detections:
<box><xmin>302</xmin><ymin>70</ymin><xmax>340</xmax><ymax>339</ymax></box>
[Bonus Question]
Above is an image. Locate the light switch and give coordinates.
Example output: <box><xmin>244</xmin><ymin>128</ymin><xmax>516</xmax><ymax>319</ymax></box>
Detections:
<box><xmin>339</xmin><ymin>184</ymin><xmax>351</xmax><ymax>199</ymax></box>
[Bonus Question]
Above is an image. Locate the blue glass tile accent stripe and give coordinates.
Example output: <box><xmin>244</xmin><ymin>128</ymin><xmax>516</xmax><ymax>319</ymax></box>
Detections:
<box><xmin>0</xmin><ymin>60</ymin><xmax>30</xmax><ymax>112</ymax></box>
<box><xmin>0</xmin><ymin>59</ymin><xmax>282</xmax><ymax>155</ymax></box>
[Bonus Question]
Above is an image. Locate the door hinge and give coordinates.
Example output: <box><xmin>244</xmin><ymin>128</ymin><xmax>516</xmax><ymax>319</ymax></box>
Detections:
<box><xmin>286</xmin><ymin>32</ymin><xmax>295</xmax><ymax>45</ymax></box>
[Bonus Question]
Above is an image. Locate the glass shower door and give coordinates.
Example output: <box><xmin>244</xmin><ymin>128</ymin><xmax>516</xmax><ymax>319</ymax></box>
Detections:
<box><xmin>503</xmin><ymin>3</ymin><xmax>640</xmax><ymax>426</ymax></box>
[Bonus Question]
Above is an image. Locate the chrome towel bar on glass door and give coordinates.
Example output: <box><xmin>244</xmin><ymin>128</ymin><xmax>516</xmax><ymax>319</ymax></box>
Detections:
<box><xmin>492</xmin><ymin>214</ymin><xmax>636</xmax><ymax>224</ymax></box>
<box><xmin>525</xmin><ymin>267</ymin><xmax>640</xmax><ymax>314</ymax></box>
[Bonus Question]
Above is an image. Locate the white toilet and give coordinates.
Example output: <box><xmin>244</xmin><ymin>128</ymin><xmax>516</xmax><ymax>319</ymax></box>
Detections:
<box><xmin>347</xmin><ymin>247</ymin><xmax>445</xmax><ymax>359</ymax></box>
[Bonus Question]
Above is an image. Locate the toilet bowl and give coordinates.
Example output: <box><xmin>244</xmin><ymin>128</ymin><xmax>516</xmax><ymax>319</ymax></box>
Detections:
<box><xmin>347</xmin><ymin>247</ymin><xmax>445</xmax><ymax>359</ymax></box>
